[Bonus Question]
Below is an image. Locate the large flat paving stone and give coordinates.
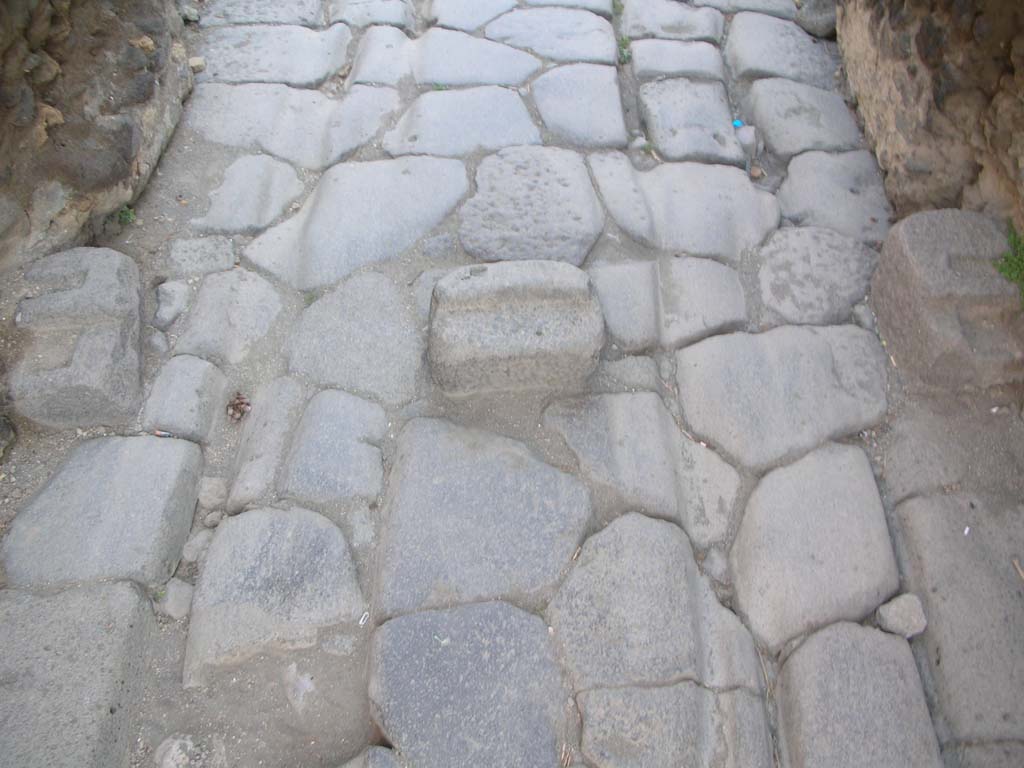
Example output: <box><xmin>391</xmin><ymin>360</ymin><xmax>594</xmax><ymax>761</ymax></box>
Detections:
<box><xmin>731</xmin><ymin>443</ymin><xmax>899</xmax><ymax>650</ymax></box>
<box><xmin>485</xmin><ymin>7</ymin><xmax>616</xmax><ymax>63</ymax></box>
<box><xmin>246</xmin><ymin>157</ymin><xmax>467</xmax><ymax>290</ymax></box>
<box><xmin>622</xmin><ymin>0</ymin><xmax>724</xmax><ymax>43</ymax></box>
<box><xmin>640</xmin><ymin>79</ymin><xmax>744</xmax><ymax>165</ymax></box>
<box><xmin>142</xmin><ymin>354</ymin><xmax>229</xmax><ymax>444</ymax></box>
<box><xmin>428</xmin><ymin>261</ymin><xmax>605</xmax><ymax>395</ymax></box>
<box><xmin>777</xmin><ymin>623</ymin><xmax>942</xmax><ymax>768</ymax></box>
<box><xmin>0</xmin><ymin>582</ymin><xmax>153</xmax><ymax>768</ymax></box>
<box><xmin>1</xmin><ymin>436</ymin><xmax>200</xmax><ymax>587</ymax></box>
<box><xmin>748</xmin><ymin>78</ymin><xmax>860</xmax><ymax>159</ymax></box>
<box><xmin>369</xmin><ymin>601</ymin><xmax>573</xmax><ymax>768</ymax></box>
<box><xmin>374</xmin><ymin>418</ymin><xmax>590</xmax><ymax>618</ymax></box>
<box><xmin>675</xmin><ymin>325</ymin><xmax>888</xmax><ymax>470</ymax></box>
<box><xmin>429</xmin><ymin>0</ymin><xmax>516</xmax><ymax>30</ymax></box>
<box><xmin>330</xmin><ymin>0</ymin><xmax>413</xmax><ymax>27</ymax></box>
<box><xmin>200</xmin><ymin>0</ymin><xmax>322</xmax><ymax>26</ymax></box>
<box><xmin>546</xmin><ymin>513</ymin><xmax>762</xmax><ymax>692</ymax></box>
<box><xmin>694</xmin><ymin>0</ymin><xmax>795</xmax><ymax>18</ymax></box>
<box><xmin>725</xmin><ymin>12</ymin><xmax>838</xmax><ymax>89</ymax></box>
<box><xmin>193</xmin><ymin>154</ymin><xmax>304</xmax><ymax>234</ymax></box>
<box><xmin>459</xmin><ymin>146</ymin><xmax>604</xmax><ymax>265</ymax></box>
<box><xmin>533</xmin><ymin>64</ymin><xmax>627</xmax><ymax>148</ymax></box>
<box><xmin>631</xmin><ymin>39</ymin><xmax>725</xmax><ymax>81</ymax></box>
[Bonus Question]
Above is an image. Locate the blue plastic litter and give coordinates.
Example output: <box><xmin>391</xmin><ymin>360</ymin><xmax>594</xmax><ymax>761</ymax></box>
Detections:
<box><xmin>732</xmin><ymin>119</ymin><xmax>744</xmax><ymax>128</ymax></box>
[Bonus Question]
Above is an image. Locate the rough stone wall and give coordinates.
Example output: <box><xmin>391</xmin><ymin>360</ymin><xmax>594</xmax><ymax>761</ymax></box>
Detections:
<box><xmin>837</xmin><ymin>0</ymin><xmax>1024</xmax><ymax>229</ymax></box>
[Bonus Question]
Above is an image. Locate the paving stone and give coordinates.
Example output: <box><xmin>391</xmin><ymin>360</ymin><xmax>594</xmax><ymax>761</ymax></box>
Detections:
<box><xmin>622</xmin><ymin>0</ymin><xmax>724</xmax><ymax>43</ymax></box>
<box><xmin>429</xmin><ymin>261</ymin><xmax>605</xmax><ymax>395</ymax></box>
<box><xmin>579</xmin><ymin>684</ymin><xmax>772</xmax><ymax>768</ymax></box>
<box><xmin>155</xmin><ymin>577</ymin><xmax>195</xmax><ymax>620</ymax></box>
<box><xmin>200</xmin><ymin>0</ymin><xmax>322</xmax><ymax>26</ymax></box>
<box><xmin>526</xmin><ymin>0</ymin><xmax>611</xmax><ymax>14</ymax></box>
<box><xmin>330</xmin><ymin>0</ymin><xmax>412</xmax><ymax>27</ymax></box>
<box><xmin>142</xmin><ymin>355</ymin><xmax>229</xmax><ymax>444</ymax></box>
<box><xmin>676</xmin><ymin>325</ymin><xmax>888</xmax><ymax>469</ymax></box>
<box><xmin>730</xmin><ymin>443</ymin><xmax>899</xmax><ymax>650</ymax></box>
<box><xmin>544</xmin><ymin>393</ymin><xmax>741</xmax><ymax>548</ymax></box>
<box><xmin>881</xmin><ymin>405</ymin><xmax>969</xmax><ymax>504</ymax></box>
<box><xmin>287</xmin><ymin>272</ymin><xmax>422</xmax><ymax>406</ymax></box>
<box><xmin>383</xmin><ymin>86</ymin><xmax>540</xmax><ymax>157</ymax></box>
<box><xmin>778</xmin><ymin>150</ymin><xmax>891</xmax><ymax>244</ymax></box>
<box><xmin>589</xmin><ymin>152</ymin><xmax>779</xmax><ymax>262</ymax></box>
<box><xmin>186</xmin><ymin>83</ymin><xmax>399</xmax><ymax>169</ymax></box>
<box><xmin>794</xmin><ymin>0</ymin><xmax>836</xmax><ymax>37</ymax></box>
<box><xmin>640</xmin><ymin>79</ymin><xmax>744</xmax><ymax>165</ymax></box>
<box><xmin>459</xmin><ymin>146</ymin><xmax>604</xmax><ymax>265</ymax></box>
<box><xmin>757</xmin><ymin>226</ymin><xmax>877</xmax><ymax>326</ymax></box>
<box><xmin>184</xmin><ymin>507</ymin><xmax>365</xmax><ymax>686</ymax></box>
<box><xmin>747</xmin><ymin>78</ymin><xmax>860</xmax><ymax>159</ymax></box>
<box><xmin>1</xmin><ymin>436</ymin><xmax>201</xmax><ymax>587</ymax></box>
<box><xmin>246</xmin><ymin>157</ymin><xmax>467</xmax><ymax>290</ymax></box>
<box><xmin>197</xmin><ymin>24</ymin><xmax>351</xmax><ymax>87</ymax></box>
<box><xmin>167</xmin><ymin>236</ymin><xmax>235</xmax><ymax>277</ymax></box>
<box><xmin>725</xmin><ymin>12</ymin><xmax>838</xmax><ymax>89</ymax></box>
<box><xmin>546</xmin><ymin>513</ymin><xmax>762</xmax><ymax>691</ymax></box>
<box><xmin>429</xmin><ymin>0</ymin><xmax>516</xmax><ymax>30</ymax></box>
<box><xmin>193</xmin><ymin>155</ymin><xmax>304</xmax><ymax>234</ymax></box>
<box><xmin>485</xmin><ymin>8</ymin><xmax>616</xmax><ymax>63</ymax></box>
<box><xmin>777</xmin><ymin>623</ymin><xmax>942</xmax><ymax>768</ymax></box>
<box><xmin>154</xmin><ymin>279</ymin><xmax>190</xmax><ymax>329</ymax></box>
<box><xmin>375</xmin><ymin>418</ymin><xmax>590</xmax><ymax>618</ymax></box>
<box><xmin>876</xmin><ymin>593</ymin><xmax>927</xmax><ymax>638</ymax></box>
<box><xmin>174</xmin><ymin>268</ymin><xmax>281</xmax><ymax>366</ymax></box>
<box><xmin>339</xmin><ymin>748</ymin><xmax>403</xmax><ymax>768</ymax></box>
<box><xmin>369</xmin><ymin>601</ymin><xmax>572</xmax><ymax>767</ymax></box>
<box><xmin>9</xmin><ymin>247</ymin><xmax>141</xmax><ymax>429</ymax></box>
<box><xmin>532</xmin><ymin>64</ymin><xmax>627</xmax><ymax>148</ymax></box>
<box><xmin>694</xmin><ymin>0</ymin><xmax>796</xmax><ymax>18</ymax></box>
<box><xmin>0</xmin><ymin>582</ymin><xmax>153</xmax><ymax>768</ymax></box>
<box><xmin>630</xmin><ymin>39</ymin><xmax>725</xmax><ymax>81</ymax></box>
<box><xmin>588</xmin><ymin>261</ymin><xmax>659</xmax><ymax>352</ymax></box>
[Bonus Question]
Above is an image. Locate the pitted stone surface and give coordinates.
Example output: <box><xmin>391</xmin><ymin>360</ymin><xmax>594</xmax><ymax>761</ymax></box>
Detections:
<box><xmin>459</xmin><ymin>146</ymin><xmax>604</xmax><ymax>265</ymax></box>
<box><xmin>330</xmin><ymin>0</ymin><xmax>413</xmax><ymax>27</ymax></box>
<box><xmin>246</xmin><ymin>157</ymin><xmax>467</xmax><ymax>290</ymax></box>
<box><xmin>622</xmin><ymin>0</ymin><xmax>724</xmax><ymax>43</ymax></box>
<box><xmin>631</xmin><ymin>40</ymin><xmax>725</xmax><ymax>81</ymax></box>
<box><xmin>725</xmin><ymin>13</ymin><xmax>838</xmax><ymax>89</ymax></box>
<box><xmin>748</xmin><ymin>78</ymin><xmax>860</xmax><ymax>159</ymax></box>
<box><xmin>430</xmin><ymin>0</ymin><xmax>516</xmax><ymax>30</ymax></box>
<box><xmin>369</xmin><ymin>601</ymin><xmax>572</xmax><ymax>768</ymax></box>
<box><xmin>485</xmin><ymin>8</ymin><xmax>616</xmax><ymax>63</ymax></box>
<box><xmin>186</xmin><ymin>83</ymin><xmax>399</xmax><ymax>169</ymax></box>
<box><xmin>676</xmin><ymin>325</ymin><xmax>888</xmax><ymax>469</ymax></box>
<box><xmin>546</xmin><ymin>513</ymin><xmax>762</xmax><ymax>692</ymax></box>
<box><xmin>193</xmin><ymin>155</ymin><xmax>304</xmax><ymax>234</ymax></box>
<box><xmin>375</xmin><ymin>418</ymin><xmax>590</xmax><ymax>618</ymax></box>
<box><xmin>777</xmin><ymin>623</ymin><xmax>942</xmax><ymax>768</ymax></box>
<box><xmin>168</xmin><ymin>236</ymin><xmax>235</xmax><ymax>277</ymax></box>
<box><xmin>184</xmin><ymin>507</ymin><xmax>365</xmax><ymax>686</ymax></box>
<box><xmin>589</xmin><ymin>152</ymin><xmax>779</xmax><ymax>262</ymax></box>
<box><xmin>429</xmin><ymin>261</ymin><xmax>605</xmax><ymax>395</ymax></box>
<box><xmin>533</xmin><ymin>64</ymin><xmax>628</xmax><ymax>148</ymax></box>
<box><xmin>383</xmin><ymin>86</ymin><xmax>540</xmax><ymax>157</ymax></box>
<box><xmin>694</xmin><ymin>0</ymin><xmax>796</xmax><ymax>18</ymax></box>
<box><xmin>142</xmin><ymin>355</ymin><xmax>229</xmax><ymax>444</ymax></box>
<box><xmin>200</xmin><ymin>0</ymin><xmax>322</xmax><ymax>26</ymax></box>
<box><xmin>730</xmin><ymin>443</ymin><xmax>899</xmax><ymax>650</ymax></box>
<box><xmin>1</xmin><ymin>436</ymin><xmax>200</xmax><ymax>587</ymax></box>
<box><xmin>640</xmin><ymin>79</ymin><xmax>744</xmax><ymax>165</ymax></box>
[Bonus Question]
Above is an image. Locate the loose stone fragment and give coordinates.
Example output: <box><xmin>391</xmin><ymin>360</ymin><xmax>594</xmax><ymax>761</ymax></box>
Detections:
<box><xmin>429</xmin><ymin>261</ymin><xmax>605</xmax><ymax>395</ymax></box>
<box><xmin>193</xmin><ymin>155</ymin><xmax>304</xmax><ymax>234</ymax></box>
<box><xmin>429</xmin><ymin>0</ymin><xmax>516</xmax><ymax>30</ymax></box>
<box><xmin>693</xmin><ymin>0</ymin><xmax>795</xmax><ymax>18</ymax></box>
<box><xmin>1</xmin><ymin>436</ymin><xmax>200</xmax><ymax>587</ymax></box>
<box><xmin>725</xmin><ymin>12</ymin><xmax>838</xmax><ymax>89</ymax></box>
<box><xmin>142</xmin><ymin>355</ymin><xmax>229</xmax><ymax>444</ymax></box>
<box><xmin>630</xmin><ymin>39</ymin><xmax>725</xmax><ymax>81</ymax></box>
<box><xmin>777</xmin><ymin>623</ymin><xmax>942</xmax><ymax>768</ymax></box>
<box><xmin>154</xmin><ymin>279</ymin><xmax>190</xmax><ymax>329</ymax></box>
<box><xmin>622</xmin><ymin>0</ymin><xmax>724</xmax><ymax>42</ymax></box>
<box><xmin>485</xmin><ymin>8</ymin><xmax>616</xmax><ymax>63</ymax></box>
<box><xmin>640</xmin><ymin>79</ymin><xmax>744</xmax><ymax>165</ymax></box>
<box><xmin>876</xmin><ymin>594</ymin><xmax>927</xmax><ymax>638</ymax></box>
<box><xmin>155</xmin><ymin>577</ymin><xmax>195</xmax><ymax>620</ymax></box>
<box><xmin>369</xmin><ymin>601</ymin><xmax>572</xmax><ymax>768</ymax></box>
<box><xmin>748</xmin><ymin>78</ymin><xmax>860</xmax><ymax>159</ymax></box>
<box><xmin>200</xmin><ymin>0</ymin><xmax>322</xmax><ymax>26</ymax></box>
<box><xmin>330</xmin><ymin>0</ymin><xmax>413</xmax><ymax>27</ymax></box>
<box><xmin>532</xmin><ymin>64</ymin><xmax>628</xmax><ymax>148</ymax></box>
<box><xmin>167</xmin><ymin>236</ymin><xmax>235</xmax><ymax>276</ymax></box>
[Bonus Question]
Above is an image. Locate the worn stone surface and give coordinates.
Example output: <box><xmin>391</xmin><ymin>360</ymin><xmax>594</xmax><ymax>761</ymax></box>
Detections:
<box><xmin>694</xmin><ymin>0</ymin><xmax>795</xmax><ymax>18</ymax></box>
<box><xmin>795</xmin><ymin>0</ymin><xmax>835</xmax><ymax>37</ymax></box>
<box><xmin>622</xmin><ymin>0</ymin><xmax>724</xmax><ymax>43</ymax></box>
<box><xmin>459</xmin><ymin>146</ymin><xmax>604</xmax><ymax>265</ymax></box>
<box><xmin>747</xmin><ymin>78</ymin><xmax>860</xmax><ymax>159</ymax></box>
<box><xmin>876</xmin><ymin>593</ymin><xmax>927</xmax><ymax>638</ymax></box>
<box><xmin>193</xmin><ymin>155</ymin><xmax>304</xmax><ymax>234</ymax></box>
<box><xmin>200</xmin><ymin>0</ymin><xmax>322</xmax><ymax>26</ymax></box>
<box><xmin>142</xmin><ymin>355</ymin><xmax>229</xmax><ymax>443</ymax></box>
<box><xmin>880</xmin><ymin>404</ymin><xmax>970</xmax><ymax>504</ymax></box>
<box><xmin>589</xmin><ymin>356</ymin><xmax>662</xmax><ymax>393</ymax></box>
<box><xmin>631</xmin><ymin>39</ymin><xmax>725</xmax><ymax>81</ymax></box>
<box><xmin>330</xmin><ymin>0</ymin><xmax>412</xmax><ymax>27</ymax></box>
<box><xmin>527</xmin><ymin>0</ymin><xmax>612</xmax><ymax>13</ymax></box>
<box><xmin>588</xmin><ymin>261</ymin><xmax>659</xmax><ymax>353</ymax></box>
<box><xmin>1</xmin><ymin>436</ymin><xmax>201</xmax><ymax>587</ymax></box>
<box><xmin>339</xmin><ymin>748</ymin><xmax>403</xmax><ymax>768</ymax></box>
<box><xmin>640</xmin><ymin>79</ymin><xmax>744</xmax><ymax>165</ymax></box>
<box><xmin>485</xmin><ymin>7</ymin><xmax>616</xmax><ymax>63</ymax></box>
<box><xmin>725</xmin><ymin>12</ymin><xmax>838</xmax><ymax>89</ymax></box>
<box><xmin>154</xmin><ymin>280</ymin><xmax>190</xmax><ymax>329</ymax></box>
<box><xmin>533</xmin><ymin>64</ymin><xmax>627</xmax><ymax>148</ymax></box>
<box><xmin>167</xmin><ymin>236</ymin><xmax>235</xmax><ymax>277</ymax></box>
<box><xmin>429</xmin><ymin>0</ymin><xmax>516</xmax><ymax>30</ymax></box>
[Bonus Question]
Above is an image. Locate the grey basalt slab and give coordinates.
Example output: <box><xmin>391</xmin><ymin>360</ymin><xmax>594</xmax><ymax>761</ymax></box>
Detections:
<box><xmin>330</xmin><ymin>0</ymin><xmax>413</xmax><ymax>27</ymax></box>
<box><xmin>622</xmin><ymin>0</ymin><xmax>724</xmax><ymax>43</ymax></box>
<box><xmin>640</xmin><ymin>79</ymin><xmax>744</xmax><ymax>165</ymax></box>
<box><xmin>725</xmin><ymin>12</ymin><xmax>838</xmax><ymax>89</ymax></box>
<box><xmin>429</xmin><ymin>0</ymin><xmax>516</xmax><ymax>30</ymax></box>
<box><xmin>193</xmin><ymin>154</ymin><xmax>304</xmax><ymax>234</ymax></box>
<box><xmin>630</xmin><ymin>40</ymin><xmax>725</xmax><ymax>81</ymax></box>
<box><xmin>694</xmin><ymin>0</ymin><xmax>795</xmax><ymax>19</ymax></box>
<box><xmin>200</xmin><ymin>0</ymin><xmax>322</xmax><ymax>26</ymax></box>
<box><xmin>485</xmin><ymin>8</ymin><xmax>616</xmax><ymax>63</ymax></box>
<box><xmin>533</xmin><ymin>64</ymin><xmax>627</xmax><ymax>148</ymax></box>
<box><xmin>748</xmin><ymin>78</ymin><xmax>860</xmax><ymax>159</ymax></box>
<box><xmin>1</xmin><ymin>436</ymin><xmax>201</xmax><ymax>587</ymax></box>
<box><xmin>142</xmin><ymin>355</ymin><xmax>229</xmax><ymax>444</ymax></box>
<box><xmin>245</xmin><ymin>157</ymin><xmax>467</xmax><ymax>290</ymax></box>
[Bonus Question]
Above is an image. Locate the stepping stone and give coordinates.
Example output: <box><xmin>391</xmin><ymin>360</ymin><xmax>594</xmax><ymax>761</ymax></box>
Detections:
<box><xmin>197</xmin><ymin>24</ymin><xmax>351</xmax><ymax>87</ymax></box>
<box><xmin>383</xmin><ymin>86</ymin><xmax>540</xmax><ymax>157</ymax></box>
<box><xmin>184</xmin><ymin>507</ymin><xmax>365</xmax><ymax>686</ymax></box>
<box><xmin>278</xmin><ymin>390</ymin><xmax>387</xmax><ymax>509</ymax></box>
<box><xmin>640</xmin><ymin>79</ymin><xmax>744</xmax><ymax>165</ymax></box>
<box><xmin>547</xmin><ymin>514</ymin><xmax>762</xmax><ymax>691</ymax></box>
<box><xmin>675</xmin><ymin>325</ymin><xmax>888</xmax><ymax>469</ymax></box>
<box><xmin>459</xmin><ymin>146</ymin><xmax>604</xmax><ymax>265</ymax></box>
<box><xmin>167</xmin><ymin>236</ymin><xmax>235</xmax><ymax>277</ymax></box>
<box><xmin>622</xmin><ymin>0</ymin><xmax>724</xmax><ymax>42</ymax></box>
<box><xmin>631</xmin><ymin>39</ymin><xmax>725</xmax><ymax>81</ymax></box>
<box><xmin>174</xmin><ymin>268</ymin><xmax>282</xmax><ymax>366</ymax></box>
<box><xmin>693</xmin><ymin>0</ymin><xmax>795</xmax><ymax>19</ymax></box>
<box><xmin>9</xmin><ymin>247</ymin><xmax>141</xmax><ymax>429</ymax></box>
<box><xmin>193</xmin><ymin>155</ymin><xmax>304</xmax><ymax>234</ymax></box>
<box><xmin>0</xmin><ymin>583</ymin><xmax>153</xmax><ymax>768</ymax></box>
<box><xmin>369</xmin><ymin>601</ymin><xmax>573</xmax><ymax>767</ymax></box>
<box><xmin>779</xmin><ymin>150</ymin><xmax>891</xmax><ymax>244</ymax></box>
<box><xmin>725</xmin><ymin>12</ymin><xmax>837</xmax><ymax>89</ymax></box>
<box><xmin>374</xmin><ymin>419</ymin><xmax>590</xmax><ymax>618</ymax></box>
<box><xmin>747</xmin><ymin>78</ymin><xmax>860</xmax><ymax>159</ymax></box>
<box><xmin>186</xmin><ymin>83</ymin><xmax>399</xmax><ymax>169</ymax></box>
<box><xmin>777</xmin><ymin>623</ymin><xmax>942</xmax><ymax>767</ymax></box>
<box><xmin>429</xmin><ymin>0</ymin><xmax>516</xmax><ymax>30</ymax></box>
<box><xmin>589</xmin><ymin>152</ymin><xmax>779</xmax><ymax>262</ymax></box>
<box><xmin>142</xmin><ymin>355</ymin><xmax>229</xmax><ymax>443</ymax></box>
<box><xmin>1</xmin><ymin>436</ymin><xmax>201</xmax><ymax>587</ymax></box>
<box><xmin>533</xmin><ymin>64</ymin><xmax>628</xmax><ymax>148</ymax></box>
<box><xmin>485</xmin><ymin>8</ymin><xmax>616</xmax><ymax>63</ymax></box>
<box><xmin>287</xmin><ymin>272</ymin><xmax>422</xmax><ymax>406</ymax></box>
<box><xmin>757</xmin><ymin>226</ymin><xmax>877</xmax><ymax>326</ymax></box>
<box><xmin>246</xmin><ymin>157</ymin><xmax>467</xmax><ymax>290</ymax></box>
<box><xmin>544</xmin><ymin>393</ymin><xmax>741</xmax><ymax>549</ymax></box>
<box><xmin>200</xmin><ymin>0</ymin><xmax>322</xmax><ymax>26</ymax></box>
<box><xmin>730</xmin><ymin>443</ymin><xmax>899</xmax><ymax>650</ymax></box>
<box><xmin>330</xmin><ymin>0</ymin><xmax>412</xmax><ymax>27</ymax></box>
<box><xmin>579</xmin><ymin>684</ymin><xmax>772</xmax><ymax>768</ymax></box>
<box><xmin>429</xmin><ymin>261</ymin><xmax>605</xmax><ymax>395</ymax></box>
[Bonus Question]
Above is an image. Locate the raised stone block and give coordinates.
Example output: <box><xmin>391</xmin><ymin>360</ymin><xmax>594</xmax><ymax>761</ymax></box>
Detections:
<box><xmin>622</xmin><ymin>0</ymin><xmax>724</xmax><ymax>43</ymax></box>
<box><xmin>485</xmin><ymin>7</ymin><xmax>616</xmax><ymax>63</ymax></box>
<box><xmin>640</xmin><ymin>79</ymin><xmax>744</xmax><ymax>165</ymax></box>
<box><xmin>142</xmin><ymin>354</ymin><xmax>229</xmax><ymax>443</ymax></box>
<box><xmin>725</xmin><ymin>12</ymin><xmax>837</xmax><ymax>89</ymax></box>
<box><xmin>533</xmin><ymin>64</ymin><xmax>628</xmax><ymax>148</ymax></box>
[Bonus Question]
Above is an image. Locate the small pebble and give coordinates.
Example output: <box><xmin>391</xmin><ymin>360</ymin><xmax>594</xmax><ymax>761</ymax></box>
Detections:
<box><xmin>154</xmin><ymin>577</ymin><xmax>193</xmax><ymax>620</ymax></box>
<box><xmin>876</xmin><ymin>593</ymin><xmax>927</xmax><ymax>638</ymax></box>
<box><xmin>181</xmin><ymin>5</ymin><xmax>200</xmax><ymax>22</ymax></box>
<box><xmin>189</xmin><ymin>56</ymin><xmax>206</xmax><ymax>73</ymax></box>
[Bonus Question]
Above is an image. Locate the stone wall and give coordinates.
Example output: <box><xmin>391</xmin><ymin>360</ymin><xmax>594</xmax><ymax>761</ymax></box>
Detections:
<box><xmin>837</xmin><ymin>0</ymin><xmax>1023</xmax><ymax>229</ymax></box>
